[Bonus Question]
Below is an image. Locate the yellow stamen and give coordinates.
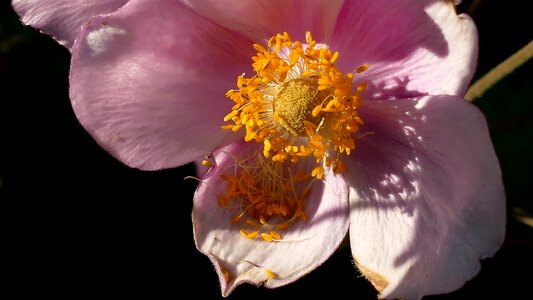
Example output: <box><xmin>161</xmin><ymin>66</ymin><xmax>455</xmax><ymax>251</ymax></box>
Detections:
<box><xmin>231</xmin><ymin>214</ymin><xmax>243</xmax><ymax>224</ymax></box>
<box><xmin>276</xmin><ymin>222</ymin><xmax>289</xmax><ymax>229</ymax></box>
<box><xmin>261</xmin><ymin>233</ymin><xmax>274</xmax><ymax>242</ymax></box>
<box><xmin>220</xmin><ymin>153</ymin><xmax>308</xmax><ymax>235</ymax></box>
<box><xmin>201</xmin><ymin>159</ymin><xmax>213</xmax><ymax>168</ymax></box>
<box><xmin>265</xmin><ymin>268</ymin><xmax>277</xmax><ymax>279</ymax></box>
<box><xmin>223</xmin><ymin>31</ymin><xmax>366</xmax><ymax>179</ymax></box>
<box><xmin>220</xmin><ymin>31</ymin><xmax>368</xmax><ymax>240</ymax></box>
<box><xmin>246</xmin><ymin>219</ymin><xmax>259</xmax><ymax>227</ymax></box>
<box><xmin>270</xmin><ymin>230</ymin><xmax>281</xmax><ymax>240</ymax></box>
<box><xmin>240</xmin><ymin>229</ymin><xmax>259</xmax><ymax>239</ymax></box>
<box><xmin>356</xmin><ymin>64</ymin><xmax>369</xmax><ymax>73</ymax></box>
<box><xmin>357</xmin><ymin>82</ymin><xmax>368</xmax><ymax>92</ymax></box>
<box><xmin>311</xmin><ymin>166</ymin><xmax>324</xmax><ymax>180</ymax></box>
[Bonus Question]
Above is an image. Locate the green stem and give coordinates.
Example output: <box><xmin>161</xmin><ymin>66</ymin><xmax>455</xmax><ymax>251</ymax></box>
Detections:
<box><xmin>513</xmin><ymin>208</ymin><xmax>533</xmax><ymax>228</ymax></box>
<box><xmin>465</xmin><ymin>40</ymin><xmax>533</xmax><ymax>102</ymax></box>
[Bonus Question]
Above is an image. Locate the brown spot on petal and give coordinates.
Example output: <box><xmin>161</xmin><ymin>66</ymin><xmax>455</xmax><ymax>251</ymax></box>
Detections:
<box><xmin>354</xmin><ymin>260</ymin><xmax>388</xmax><ymax>293</ymax></box>
<box><xmin>219</xmin><ymin>265</ymin><xmax>232</xmax><ymax>284</ymax></box>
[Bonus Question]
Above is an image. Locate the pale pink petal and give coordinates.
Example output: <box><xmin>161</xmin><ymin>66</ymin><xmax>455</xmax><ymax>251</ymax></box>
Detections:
<box><xmin>332</xmin><ymin>0</ymin><xmax>477</xmax><ymax>97</ymax></box>
<box><xmin>69</xmin><ymin>0</ymin><xmax>254</xmax><ymax>170</ymax></box>
<box><xmin>12</xmin><ymin>0</ymin><xmax>128</xmax><ymax>49</ymax></box>
<box><xmin>193</xmin><ymin>141</ymin><xmax>350</xmax><ymax>296</ymax></box>
<box><xmin>346</xmin><ymin>95</ymin><xmax>505</xmax><ymax>299</ymax></box>
<box><xmin>183</xmin><ymin>0</ymin><xmax>344</xmax><ymax>43</ymax></box>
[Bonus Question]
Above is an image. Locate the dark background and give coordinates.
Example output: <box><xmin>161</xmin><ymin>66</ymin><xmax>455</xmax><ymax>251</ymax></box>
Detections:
<box><xmin>1</xmin><ymin>1</ymin><xmax>531</xmax><ymax>298</ymax></box>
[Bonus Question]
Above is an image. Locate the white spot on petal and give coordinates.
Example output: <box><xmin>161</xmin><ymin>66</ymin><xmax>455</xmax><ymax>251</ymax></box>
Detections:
<box><xmin>415</xmin><ymin>97</ymin><xmax>430</xmax><ymax>109</ymax></box>
<box><xmin>403</xmin><ymin>126</ymin><xmax>416</xmax><ymax>136</ymax></box>
<box><xmin>389</xmin><ymin>174</ymin><xmax>400</xmax><ymax>184</ymax></box>
<box><xmin>57</xmin><ymin>40</ymin><xmax>69</xmax><ymax>47</ymax></box>
<box><xmin>405</xmin><ymin>159</ymin><xmax>421</xmax><ymax>173</ymax></box>
<box><xmin>86</xmin><ymin>25</ymin><xmax>126</xmax><ymax>56</ymax></box>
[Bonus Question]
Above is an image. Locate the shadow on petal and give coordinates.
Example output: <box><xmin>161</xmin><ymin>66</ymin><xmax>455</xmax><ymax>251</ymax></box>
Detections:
<box><xmin>346</xmin><ymin>95</ymin><xmax>505</xmax><ymax>299</ymax></box>
<box><xmin>192</xmin><ymin>141</ymin><xmax>350</xmax><ymax>296</ymax></box>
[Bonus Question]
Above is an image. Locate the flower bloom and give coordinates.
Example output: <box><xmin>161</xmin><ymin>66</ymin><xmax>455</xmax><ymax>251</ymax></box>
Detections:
<box><xmin>13</xmin><ymin>0</ymin><xmax>506</xmax><ymax>299</ymax></box>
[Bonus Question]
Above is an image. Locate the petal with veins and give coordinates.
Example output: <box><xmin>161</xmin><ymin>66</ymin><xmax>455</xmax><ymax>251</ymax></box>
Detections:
<box><xmin>193</xmin><ymin>141</ymin><xmax>350</xmax><ymax>296</ymax></box>
<box><xmin>69</xmin><ymin>0</ymin><xmax>254</xmax><ymax>170</ymax></box>
<box><xmin>331</xmin><ymin>0</ymin><xmax>477</xmax><ymax>97</ymax></box>
<box><xmin>346</xmin><ymin>95</ymin><xmax>505</xmax><ymax>299</ymax></box>
<box><xmin>12</xmin><ymin>0</ymin><xmax>128</xmax><ymax>49</ymax></box>
<box><xmin>183</xmin><ymin>0</ymin><xmax>344</xmax><ymax>43</ymax></box>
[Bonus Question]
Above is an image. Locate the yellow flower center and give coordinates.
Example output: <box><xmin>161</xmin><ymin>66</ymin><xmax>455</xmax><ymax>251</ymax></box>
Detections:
<box><xmin>216</xmin><ymin>32</ymin><xmax>368</xmax><ymax>243</ymax></box>
<box><xmin>273</xmin><ymin>78</ymin><xmax>327</xmax><ymax>136</ymax></box>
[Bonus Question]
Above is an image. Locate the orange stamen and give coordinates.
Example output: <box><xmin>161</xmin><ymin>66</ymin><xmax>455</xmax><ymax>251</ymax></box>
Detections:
<box><xmin>220</xmin><ymin>31</ymin><xmax>368</xmax><ymax>242</ymax></box>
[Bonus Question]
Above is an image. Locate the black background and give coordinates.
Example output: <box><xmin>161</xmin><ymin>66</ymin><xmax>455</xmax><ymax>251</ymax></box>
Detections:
<box><xmin>1</xmin><ymin>1</ymin><xmax>532</xmax><ymax>299</ymax></box>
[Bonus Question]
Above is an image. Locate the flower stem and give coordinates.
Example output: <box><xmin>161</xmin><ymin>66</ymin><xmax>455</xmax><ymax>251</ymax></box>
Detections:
<box><xmin>513</xmin><ymin>207</ymin><xmax>533</xmax><ymax>228</ymax></box>
<box><xmin>465</xmin><ymin>40</ymin><xmax>533</xmax><ymax>102</ymax></box>
<box><xmin>466</xmin><ymin>0</ymin><xmax>484</xmax><ymax>16</ymax></box>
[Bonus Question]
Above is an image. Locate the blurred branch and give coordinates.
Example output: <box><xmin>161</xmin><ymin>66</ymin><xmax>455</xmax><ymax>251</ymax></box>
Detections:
<box><xmin>466</xmin><ymin>0</ymin><xmax>484</xmax><ymax>16</ymax></box>
<box><xmin>513</xmin><ymin>207</ymin><xmax>533</xmax><ymax>228</ymax></box>
<box><xmin>466</xmin><ymin>40</ymin><xmax>533</xmax><ymax>101</ymax></box>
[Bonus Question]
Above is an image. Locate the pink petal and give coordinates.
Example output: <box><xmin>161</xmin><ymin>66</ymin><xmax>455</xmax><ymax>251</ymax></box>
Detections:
<box><xmin>193</xmin><ymin>141</ymin><xmax>350</xmax><ymax>296</ymax></box>
<box><xmin>345</xmin><ymin>95</ymin><xmax>505</xmax><ymax>299</ymax></box>
<box><xmin>69</xmin><ymin>0</ymin><xmax>254</xmax><ymax>170</ymax></box>
<box><xmin>12</xmin><ymin>0</ymin><xmax>128</xmax><ymax>49</ymax></box>
<box><xmin>332</xmin><ymin>0</ymin><xmax>477</xmax><ymax>97</ymax></box>
<box><xmin>183</xmin><ymin>0</ymin><xmax>344</xmax><ymax>42</ymax></box>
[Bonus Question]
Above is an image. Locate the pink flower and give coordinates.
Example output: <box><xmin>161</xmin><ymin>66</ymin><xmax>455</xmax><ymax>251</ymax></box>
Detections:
<box><xmin>13</xmin><ymin>0</ymin><xmax>505</xmax><ymax>299</ymax></box>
